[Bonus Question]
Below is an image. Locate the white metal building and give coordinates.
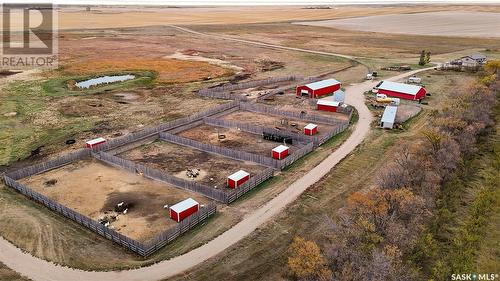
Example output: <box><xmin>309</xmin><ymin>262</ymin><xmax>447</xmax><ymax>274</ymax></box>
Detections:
<box><xmin>380</xmin><ymin>106</ymin><xmax>398</xmax><ymax>129</ymax></box>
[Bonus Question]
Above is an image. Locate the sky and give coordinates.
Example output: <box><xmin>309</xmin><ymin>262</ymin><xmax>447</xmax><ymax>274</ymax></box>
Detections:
<box><xmin>1</xmin><ymin>0</ymin><xmax>500</xmax><ymax>5</ymax></box>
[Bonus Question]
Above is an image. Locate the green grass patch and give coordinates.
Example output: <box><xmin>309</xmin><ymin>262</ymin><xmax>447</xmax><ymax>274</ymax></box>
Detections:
<box><xmin>42</xmin><ymin>70</ymin><xmax>157</xmax><ymax>97</ymax></box>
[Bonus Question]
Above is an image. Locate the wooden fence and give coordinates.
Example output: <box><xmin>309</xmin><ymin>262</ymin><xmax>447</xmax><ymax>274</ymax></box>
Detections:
<box><xmin>89</xmin><ymin>101</ymin><xmax>239</xmax><ymax>153</ymax></box>
<box><xmin>239</xmin><ymin>102</ymin><xmax>346</xmax><ymax>126</ymax></box>
<box><xmin>203</xmin><ymin>117</ymin><xmax>311</xmax><ymax>144</ymax></box>
<box><xmin>93</xmin><ymin>151</ymin><xmax>230</xmax><ymax>203</ymax></box>
<box><xmin>3</xmin><ymin>169</ymin><xmax>217</xmax><ymax>257</ymax></box>
<box><xmin>6</xmin><ymin>149</ymin><xmax>91</xmax><ymax>180</ymax></box>
<box><xmin>198</xmin><ymin>76</ymin><xmax>300</xmax><ymax>100</ymax></box>
<box><xmin>159</xmin><ymin>132</ymin><xmax>313</xmax><ymax>170</ymax></box>
<box><xmin>141</xmin><ymin>203</ymin><xmax>217</xmax><ymax>256</ymax></box>
<box><xmin>226</xmin><ymin>167</ymin><xmax>274</xmax><ymax>203</ymax></box>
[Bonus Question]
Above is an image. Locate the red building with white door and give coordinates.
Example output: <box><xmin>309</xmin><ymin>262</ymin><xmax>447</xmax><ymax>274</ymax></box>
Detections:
<box><xmin>169</xmin><ymin>198</ymin><xmax>199</xmax><ymax>222</ymax></box>
<box><xmin>272</xmin><ymin>145</ymin><xmax>289</xmax><ymax>160</ymax></box>
<box><xmin>376</xmin><ymin>80</ymin><xmax>426</xmax><ymax>100</ymax></box>
<box><xmin>296</xmin><ymin>79</ymin><xmax>341</xmax><ymax>98</ymax></box>
<box><xmin>227</xmin><ymin>170</ymin><xmax>250</xmax><ymax>189</ymax></box>
<box><xmin>304</xmin><ymin>123</ymin><xmax>318</xmax><ymax>135</ymax></box>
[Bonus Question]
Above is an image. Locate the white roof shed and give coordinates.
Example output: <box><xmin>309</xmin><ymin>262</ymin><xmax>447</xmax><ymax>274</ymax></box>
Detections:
<box><xmin>228</xmin><ymin>170</ymin><xmax>250</xmax><ymax>182</ymax></box>
<box><xmin>381</xmin><ymin>106</ymin><xmax>398</xmax><ymax>127</ymax></box>
<box><xmin>170</xmin><ymin>198</ymin><xmax>199</xmax><ymax>213</ymax></box>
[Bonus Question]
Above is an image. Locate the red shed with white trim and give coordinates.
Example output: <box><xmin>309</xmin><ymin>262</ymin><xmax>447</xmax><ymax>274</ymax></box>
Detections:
<box><xmin>227</xmin><ymin>170</ymin><xmax>250</xmax><ymax>189</ymax></box>
<box><xmin>169</xmin><ymin>198</ymin><xmax>199</xmax><ymax>222</ymax></box>
<box><xmin>296</xmin><ymin>79</ymin><xmax>341</xmax><ymax>98</ymax></box>
<box><xmin>376</xmin><ymin>80</ymin><xmax>426</xmax><ymax>100</ymax></box>
<box><xmin>272</xmin><ymin>145</ymin><xmax>289</xmax><ymax>160</ymax></box>
<box><xmin>317</xmin><ymin>99</ymin><xmax>341</xmax><ymax>112</ymax></box>
<box><xmin>304</xmin><ymin>123</ymin><xmax>318</xmax><ymax>135</ymax></box>
<box><xmin>85</xmin><ymin>137</ymin><xmax>106</xmax><ymax>148</ymax></box>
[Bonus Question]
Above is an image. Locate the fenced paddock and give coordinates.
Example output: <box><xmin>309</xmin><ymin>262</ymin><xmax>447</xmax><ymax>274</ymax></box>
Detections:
<box><xmin>159</xmin><ymin>132</ymin><xmax>313</xmax><ymax>170</ymax></box>
<box><xmin>198</xmin><ymin>76</ymin><xmax>300</xmax><ymax>100</ymax></box>
<box><xmin>239</xmin><ymin>102</ymin><xmax>347</xmax><ymax>127</ymax></box>
<box><xmin>89</xmin><ymin>101</ymin><xmax>239</xmax><ymax>153</ymax></box>
<box><xmin>3</xmin><ymin>161</ymin><xmax>217</xmax><ymax>257</ymax></box>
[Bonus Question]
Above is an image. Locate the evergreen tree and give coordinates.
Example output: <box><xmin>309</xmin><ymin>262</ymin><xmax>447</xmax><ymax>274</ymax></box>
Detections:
<box><xmin>419</xmin><ymin>50</ymin><xmax>426</xmax><ymax>66</ymax></box>
<box><xmin>425</xmin><ymin>51</ymin><xmax>431</xmax><ymax>64</ymax></box>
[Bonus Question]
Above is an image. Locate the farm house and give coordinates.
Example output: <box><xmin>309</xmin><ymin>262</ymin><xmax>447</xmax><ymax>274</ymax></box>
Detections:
<box><xmin>272</xmin><ymin>145</ymin><xmax>289</xmax><ymax>160</ymax></box>
<box><xmin>296</xmin><ymin>78</ymin><xmax>341</xmax><ymax>98</ymax></box>
<box><xmin>317</xmin><ymin>98</ymin><xmax>341</xmax><ymax>112</ymax></box>
<box><xmin>227</xmin><ymin>170</ymin><xmax>250</xmax><ymax>189</ymax></box>
<box><xmin>85</xmin><ymin>137</ymin><xmax>106</xmax><ymax>148</ymax></box>
<box><xmin>304</xmin><ymin>123</ymin><xmax>318</xmax><ymax>135</ymax></box>
<box><xmin>380</xmin><ymin>106</ymin><xmax>398</xmax><ymax>129</ymax></box>
<box><xmin>376</xmin><ymin>80</ymin><xmax>426</xmax><ymax>100</ymax></box>
<box><xmin>169</xmin><ymin>198</ymin><xmax>200</xmax><ymax>222</ymax></box>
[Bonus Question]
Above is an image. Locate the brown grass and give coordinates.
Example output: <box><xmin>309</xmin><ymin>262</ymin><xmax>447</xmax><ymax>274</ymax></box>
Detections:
<box><xmin>54</xmin><ymin>5</ymin><xmax>500</xmax><ymax>29</ymax></box>
<box><xmin>62</xmin><ymin>58</ymin><xmax>233</xmax><ymax>83</ymax></box>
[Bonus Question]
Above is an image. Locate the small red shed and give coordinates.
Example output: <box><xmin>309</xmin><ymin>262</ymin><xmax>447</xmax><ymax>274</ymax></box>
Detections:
<box><xmin>169</xmin><ymin>198</ymin><xmax>199</xmax><ymax>222</ymax></box>
<box><xmin>296</xmin><ymin>79</ymin><xmax>341</xmax><ymax>98</ymax></box>
<box><xmin>85</xmin><ymin>137</ymin><xmax>106</xmax><ymax>148</ymax></box>
<box><xmin>227</xmin><ymin>170</ymin><xmax>250</xmax><ymax>189</ymax></box>
<box><xmin>272</xmin><ymin>145</ymin><xmax>289</xmax><ymax>160</ymax></box>
<box><xmin>304</xmin><ymin>123</ymin><xmax>318</xmax><ymax>136</ymax></box>
<box><xmin>376</xmin><ymin>80</ymin><xmax>426</xmax><ymax>100</ymax></box>
<box><xmin>317</xmin><ymin>99</ymin><xmax>341</xmax><ymax>112</ymax></box>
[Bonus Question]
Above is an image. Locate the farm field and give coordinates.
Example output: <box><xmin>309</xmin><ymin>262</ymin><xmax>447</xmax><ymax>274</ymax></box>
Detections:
<box><xmin>297</xmin><ymin>11</ymin><xmax>500</xmax><ymax>38</ymax></box>
<box><xmin>19</xmin><ymin>159</ymin><xmax>208</xmax><ymax>241</ymax></box>
<box><xmin>189</xmin><ymin>22</ymin><xmax>500</xmax><ymax>58</ymax></box>
<box><xmin>220</xmin><ymin>110</ymin><xmax>336</xmax><ymax>136</ymax></box>
<box><xmin>42</xmin><ymin>5</ymin><xmax>500</xmax><ymax>29</ymax></box>
<box><xmin>119</xmin><ymin>140</ymin><xmax>267</xmax><ymax>189</ymax></box>
<box><xmin>177</xmin><ymin>124</ymin><xmax>302</xmax><ymax>157</ymax></box>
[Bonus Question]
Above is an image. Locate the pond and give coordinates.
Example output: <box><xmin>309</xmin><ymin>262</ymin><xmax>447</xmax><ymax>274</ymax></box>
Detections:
<box><xmin>75</xmin><ymin>74</ymin><xmax>135</xmax><ymax>89</ymax></box>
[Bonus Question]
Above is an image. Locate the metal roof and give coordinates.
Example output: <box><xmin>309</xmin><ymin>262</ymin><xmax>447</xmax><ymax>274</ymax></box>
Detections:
<box><xmin>317</xmin><ymin>99</ymin><xmax>340</xmax><ymax>107</ymax></box>
<box><xmin>305</xmin><ymin>79</ymin><xmax>340</xmax><ymax>90</ymax></box>
<box><xmin>86</xmin><ymin>137</ymin><xmax>106</xmax><ymax>145</ymax></box>
<box><xmin>228</xmin><ymin>170</ymin><xmax>250</xmax><ymax>181</ymax></box>
<box><xmin>470</xmin><ymin>53</ymin><xmax>486</xmax><ymax>60</ymax></box>
<box><xmin>304</xmin><ymin>123</ymin><xmax>317</xmax><ymax>130</ymax></box>
<box><xmin>170</xmin><ymin>198</ymin><xmax>199</xmax><ymax>213</ymax></box>
<box><xmin>381</xmin><ymin>106</ymin><xmax>398</xmax><ymax>124</ymax></box>
<box><xmin>378</xmin><ymin>80</ymin><xmax>422</xmax><ymax>96</ymax></box>
<box><xmin>273</xmin><ymin>145</ymin><xmax>289</xmax><ymax>153</ymax></box>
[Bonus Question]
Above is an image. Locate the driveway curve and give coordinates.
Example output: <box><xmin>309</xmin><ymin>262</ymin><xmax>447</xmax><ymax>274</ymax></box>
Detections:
<box><xmin>0</xmin><ymin>28</ymin><xmax>435</xmax><ymax>280</ymax></box>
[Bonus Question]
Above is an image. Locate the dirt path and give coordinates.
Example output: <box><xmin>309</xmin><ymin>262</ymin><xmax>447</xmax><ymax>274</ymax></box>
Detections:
<box><xmin>0</xmin><ymin>39</ymin><xmax>434</xmax><ymax>280</ymax></box>
<box><xmin>170</xmin><ymin>25</ymin><xmax>358</xmax><ymax>61</ymax></box>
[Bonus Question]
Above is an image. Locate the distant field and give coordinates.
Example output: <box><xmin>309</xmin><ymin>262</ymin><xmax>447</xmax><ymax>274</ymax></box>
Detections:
<box><xmin>297</xmin><ymin>11</ymin><xmax>500</xmax><ymax>38</ymax></box>
<box><xmin>16</xmin><ymin>5</ymin><xmax>497</xmax><ymax>29</ymax></box>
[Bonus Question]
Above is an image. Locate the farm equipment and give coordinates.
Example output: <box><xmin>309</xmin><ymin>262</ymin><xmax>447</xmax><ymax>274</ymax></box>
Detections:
<box><xmin>263</xmin><ymin>132</ymin><xmax>293</xmax><ymax>144</ymax></box>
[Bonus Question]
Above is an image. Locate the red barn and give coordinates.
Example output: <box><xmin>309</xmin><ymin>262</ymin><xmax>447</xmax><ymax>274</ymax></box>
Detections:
<box><xmin>317</xmin><ymin>99</ymin><xmax>341</xmax><ymax>112</ymax></box>
<box><xmin>304</xmin><ymin>123</ymin><xmax>318</xmax><ymax>135</ymax></box>
<box><xmin>85</xmin><ymin>137</ymin><xmax>106</xmax><ymax>148</ymax></box>
<box><xmin>227</xmin><ymin>170</ymin><xmax>250</xmax><ymax>189</ymax></box>
<box><xmin>296</xmin><ymin>79</ymin><xmax>341</xmax><ymax>98</ymax></box>
<box><xmin>272</xmin><ymin>145</ymin><xmax>289</xmax><ymax>160</ymax></box>
<box><xmin>376</xmin><ymin>80</ymin><xmax>426</xmax><ymax>100</ymax></box>
<box><xmin>169</xmin><ymin>198</ymin><xmax>199</xmax><ymax>222</ymax></box>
